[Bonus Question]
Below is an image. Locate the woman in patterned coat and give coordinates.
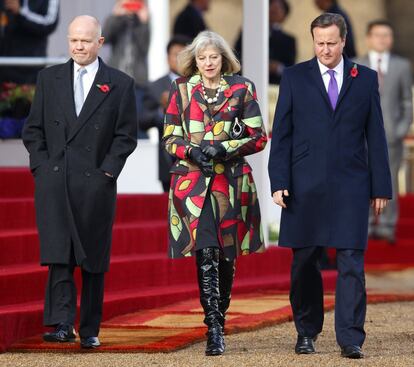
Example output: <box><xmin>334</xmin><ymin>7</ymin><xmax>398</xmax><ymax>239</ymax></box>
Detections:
<box><xmin>163</xmin><ymin>31</ymin><xmax>267</xmax><ymax>356</ymax></box>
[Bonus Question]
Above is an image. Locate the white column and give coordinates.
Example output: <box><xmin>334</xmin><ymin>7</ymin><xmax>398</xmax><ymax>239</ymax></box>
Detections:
<box><xmin>147</xmin><ymin>0</ymin><xmax>169</xmax><ymax>81</ymax></box>
<box><xmin>242</xmin><ymin>0</ymin><xmax>281</xmax><ymax>246</ymax></box>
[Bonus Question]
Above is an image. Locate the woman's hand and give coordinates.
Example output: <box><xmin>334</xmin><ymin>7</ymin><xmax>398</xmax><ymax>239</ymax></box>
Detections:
<box><xmin>188</xmin><ymin>147</ymin><xmax>214</xmax><ymax>177</ymax></box>
<box><xmin>202</xmin><ymin>144</ymin><xmax>226</xmax><ymax>160</ymax></box>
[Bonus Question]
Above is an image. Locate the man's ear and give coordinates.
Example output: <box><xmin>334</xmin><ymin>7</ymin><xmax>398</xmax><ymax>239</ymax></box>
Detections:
<box><xmin>98</xmin><ymin>36</ymin><xmax>105</xmax><ymax>48</ymax></box>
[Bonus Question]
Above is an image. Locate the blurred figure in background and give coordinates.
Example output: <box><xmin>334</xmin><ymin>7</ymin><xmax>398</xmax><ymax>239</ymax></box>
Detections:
<box><xmin>103</xmin><ymin>0</ymin><xmax>150</xmax><ymax>138</ymax></box>
<box><xmin>173</xmin><ymin>0</ymin><xmax>209</xmax><ymax>41</ymax></box>
<box><xmin>357</xmin><ymin>20</ymin><xmax>413</xmax><ymax>243</ymax></box>
<box><xmin>0</xmin><ymin>0</ymin><xmax>60</xmax><ymax>84</ymax></box>
<box><xmin>314</xmin><ymin>0</ymin><xmax>356</xmax><ymax>58</ymax></box>
<box><xmin>269</xmin><ymin>0</ymin><xmax>296</xmax><ymax>84</ymax></box>
<box><xmin>234</xmin><ymin>0</ymin><xmax>296</xmax><ymax>81</ymax></box>
<box><xmin>140</xmin><ymin>35</ymin><xmax>190</xmax><ymax>192</ymax></box>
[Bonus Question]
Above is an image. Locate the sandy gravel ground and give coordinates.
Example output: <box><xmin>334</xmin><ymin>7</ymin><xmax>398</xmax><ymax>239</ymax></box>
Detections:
<box><xmin>1</xmin><ymin>270</ymin><xmax>413</xmax><ymax>367</ymax></box>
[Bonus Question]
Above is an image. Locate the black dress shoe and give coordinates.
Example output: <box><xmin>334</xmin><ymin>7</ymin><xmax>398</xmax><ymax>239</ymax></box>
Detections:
<box><xmin>341</xmin><ymin>345</ymin><xmax>364</xmax><ymax>359</ymax></box>
<box><xmin>295</xmin><ymin>335</ymin><xmax>316</xmax><ymax>354</ymax></box>
<box><xmin>80</xmin><ymin>336</ymin><xmax>101</xmax><ymax>349</ymax></box>
<box><xmin>43</xmin><ymin>324</ymin><xmax>76</xmax><ymax>343</ymax></box>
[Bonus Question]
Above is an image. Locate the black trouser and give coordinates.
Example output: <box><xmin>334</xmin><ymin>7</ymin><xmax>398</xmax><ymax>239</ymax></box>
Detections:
<box><xmin>43</xmin><ymin>263</ymin><xmax>105</xmax><ymax>338</ymax></box>
<box><xmin>290</xmin><ymin>247</ymin><xmax>366</xmax><ymax>347</ymax></box>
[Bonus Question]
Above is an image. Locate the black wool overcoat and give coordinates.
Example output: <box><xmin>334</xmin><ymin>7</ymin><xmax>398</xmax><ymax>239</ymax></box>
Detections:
<box><xmin>22</xmin><ymin>58</ymin><xmax>137</xmax><ymax>272</ymax></box>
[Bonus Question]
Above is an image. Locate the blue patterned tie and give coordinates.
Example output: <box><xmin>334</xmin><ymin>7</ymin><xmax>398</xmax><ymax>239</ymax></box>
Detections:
<box><xmin>74</xmin><ymin>68</ymin><xmax>87</xmax><ymax>116</ymax></box>
<box><xmin>327</xmin><ymin>69</ymin><xmax>338</xmax><ymax>110</ymax></box>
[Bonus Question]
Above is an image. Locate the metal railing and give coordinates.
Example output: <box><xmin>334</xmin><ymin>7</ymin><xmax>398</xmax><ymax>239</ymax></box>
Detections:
<box><xmin>0</xmin><ymin>57</ymin><xmax>67</xmax><ymax>67</ymax></box>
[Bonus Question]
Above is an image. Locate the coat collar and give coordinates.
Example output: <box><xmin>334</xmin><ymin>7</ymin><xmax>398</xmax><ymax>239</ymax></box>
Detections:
<box><xmin>55</xmin><ymin>57</ymin><xmax>112</xmax><ymax>142</ymax></box>
<box><xmin>308</xmin><ymin>56</ymin><xmax>355</xmax><ymax>112</ymax></box>
<box><xmin>187</xmin><ymin>73</ymin><xmax>232</xmax><ymax>117</ymax></box>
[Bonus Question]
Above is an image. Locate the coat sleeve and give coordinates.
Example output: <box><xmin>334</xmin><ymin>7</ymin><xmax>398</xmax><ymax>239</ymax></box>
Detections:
<box><xmin>395</xmin><ymin>59</ymin><xmax>413</xmax><ymax>140</ymax></box>
<box><xmin>220</xmin><ymin>80</ymin><xmax>268</xmax><ymax>160</ymax></box>
<box><xmin>16</xmin><ymin>0</ymin><xmax>59</xmax><ymax>36</ymax></box>
<box><xmin>366</xmin><ymin>75</ymin><xmax>393</xmax><ymax>199</ymax></box>
<box><xmin>99</xmin><ymin>78</ymin><xmax>138</xmax><ymax>178</ymax></box>
<box><xmin>22</xmin><ymin>71</ymin><xmax>49</xmax><ymax>172</ymax></box>
<box><xmin>162</xmin><ymin>80</ymin><xmax>191</xmax><ymax>160</ymax></box>
<box><xmin>267</xmin><ymin>71</ymin><xmax>293</xmax><ymax>194</ymax></box>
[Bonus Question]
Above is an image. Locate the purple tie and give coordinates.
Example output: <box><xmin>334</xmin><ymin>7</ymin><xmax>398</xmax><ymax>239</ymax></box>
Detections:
<box><xmin>327</xmin><ymin>69</ymin><xmax>338</xmax><ymax>110</ymax></box>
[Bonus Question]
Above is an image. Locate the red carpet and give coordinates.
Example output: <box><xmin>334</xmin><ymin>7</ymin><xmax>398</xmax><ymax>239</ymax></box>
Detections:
<box><xmin>0</xmin><ymin>168</ymin><xmax>413</xmax><ymax>352</ymax></box>
<box><xmin>9</xmin><ymin>291</ymin><xmax>414</xmax><ymax>353</ymax></box>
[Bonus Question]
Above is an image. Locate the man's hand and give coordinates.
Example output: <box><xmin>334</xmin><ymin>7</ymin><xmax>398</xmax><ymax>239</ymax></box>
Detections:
<box><xmin>5</xmin><ymin>0</ymin><xmax>20</xmax><ymax>14</ymax></box>
<box><xmin>272</xmin><ymin>190</ymin><xmax>289</xmax><ymax>209</ymax></box>
<box><xmin>371</xmin><ymin>198</ymin><xmax>389</xmax><ymax>216</ymax></box>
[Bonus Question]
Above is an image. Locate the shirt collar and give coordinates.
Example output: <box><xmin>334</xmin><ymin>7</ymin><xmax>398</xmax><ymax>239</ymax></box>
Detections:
<box><xmin>168</xmin><ymin>71</ymin><xmax>180</xmax><ymax>81</ymax></box>
<box><xmin>317</xmin><ymin>56</ymin><xmax>344</xmax><ymax>76</ymax></box>
<box><xmin>73</xmin><ymin>58</ymin><xmax>100</xmax><ymax>75</ymax></box>
<box><xmin>368</xmin><ymin>50</ymin><xmax>390</xmax><ymax>62</ymax></box>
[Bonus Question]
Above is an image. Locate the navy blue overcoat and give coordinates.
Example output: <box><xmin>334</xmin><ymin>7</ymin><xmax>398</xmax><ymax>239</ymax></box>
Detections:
<box><xmin>268</xmin><ymin>57</ymin><xmax>392</xmax><ymax>250</ymax></box>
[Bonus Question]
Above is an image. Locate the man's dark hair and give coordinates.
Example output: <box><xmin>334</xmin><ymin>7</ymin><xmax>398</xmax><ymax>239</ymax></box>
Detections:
<box><xmin>270</xmin><ymin>0</ymin><xmax>290</xmax><ymax>16</ymax></box>
<box><xmin>167</xmin><ymin>35</ymin><xmax>192</xmax><ymax>54</ymax></box>
<box><xmin>310</xmin><ymin>12</ymin><xmax>347</xmax><ymax>39</ymax></box>
<box><xmin>366</xmin><ymin>20</ymin><xmax>394</xmax><ymax>34</ymax></box>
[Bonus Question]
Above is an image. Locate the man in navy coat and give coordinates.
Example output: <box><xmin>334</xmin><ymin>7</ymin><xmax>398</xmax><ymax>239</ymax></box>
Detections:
<box><xmin>268</xmin><ymin>13</ymin><xmax>391</xmax><ymax>359</ymax></box>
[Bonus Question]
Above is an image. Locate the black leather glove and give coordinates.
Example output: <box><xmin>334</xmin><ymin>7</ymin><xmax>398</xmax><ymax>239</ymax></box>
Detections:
<box><xmin>201</xmin><ymin>144</ymin><xmax>226</xmax><ymax>160</ymax></box>
<box><xmin>188</xmin><ymin>147</ymin><xmax>213</xmax><ymax>177</ymax></box>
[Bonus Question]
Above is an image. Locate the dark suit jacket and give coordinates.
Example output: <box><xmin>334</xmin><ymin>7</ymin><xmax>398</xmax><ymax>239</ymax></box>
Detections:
<box><xmin>269</xmin><ymin>27</ymin><xmax>296</xmax><ymax>84</ymax></box>
<box><xmin>141</xmin><ymin>74</ymin><xmax>174</xmax><ymax>185</ymax></box>
<box><xmin>173</xmin><ymin>4</ymin><xmax>206</xmax><ymax>40</ymax></box>
<box><xmin>22</xmin><ymin>58</ymin><xmax>137</xmax><ymax>272</ymax></box>
<box><xmin>268</xmin><ymin>57</ymin><xmax>392</xmax><ymax>250</ymax></box>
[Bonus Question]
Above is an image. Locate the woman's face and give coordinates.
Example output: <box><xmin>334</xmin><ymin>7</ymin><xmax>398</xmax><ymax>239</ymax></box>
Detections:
<box><xmin>195</xmin><ymin>45</ymin><xmax>223</xmax><ymax>81</ymax></box>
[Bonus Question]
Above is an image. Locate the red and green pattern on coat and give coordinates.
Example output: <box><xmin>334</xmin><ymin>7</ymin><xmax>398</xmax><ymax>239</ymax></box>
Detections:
<box><xmin>163</xmin><ymin>73</ymin><xmax>267</xmax><ymax>260</ymax></box>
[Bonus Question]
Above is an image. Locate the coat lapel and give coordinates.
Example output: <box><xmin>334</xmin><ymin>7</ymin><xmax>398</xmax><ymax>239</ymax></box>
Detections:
<box><xmin>212</xmin><ymin>75</ymin><xmax>231</xmax><ymax>116</ymax></box>
<box><xmin>67</xmin><ymin>58</ymin><xmax>112</xmax><ymax>142</ymax></box>
<box><xmin>55</xmin><ymin>59</ymin><xmax>78</xmax><ymax>126</ymax></box>
<box><xmin>336</xmin><ymin>57</ymin><xmax>354</xmax><ymax>108</ymax></box>
<box><xmin>308</xmin><ymin>57</ymin><xmax>332</xmax><ymax>111</ymax></box>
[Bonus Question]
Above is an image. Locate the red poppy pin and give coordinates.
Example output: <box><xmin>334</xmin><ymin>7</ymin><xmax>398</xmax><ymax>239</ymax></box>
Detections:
<box><xmin>96</xmin><ymin>84</ymin><xmax>110</xmax><ymax>93</ymax></box>
<box><xmin>224</xmin><ymin>89</ymin><xmax>233</xmax><ymax>98</ymax></box>
<box><xmin>350</xmin><ymin>64</ymin><xmax>358</xmax><ymax>78</ymax></box>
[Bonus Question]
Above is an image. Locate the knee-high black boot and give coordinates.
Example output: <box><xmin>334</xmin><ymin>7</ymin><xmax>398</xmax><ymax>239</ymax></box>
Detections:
<box><xmin>218</xmin><ymin>257</ymin><xmax>235</xmax><ymax>332</ymax></box>
<box><xmin>196</xmin><ymin>248</ymin><xmax>225</xmax><ymax>356</ymax></box>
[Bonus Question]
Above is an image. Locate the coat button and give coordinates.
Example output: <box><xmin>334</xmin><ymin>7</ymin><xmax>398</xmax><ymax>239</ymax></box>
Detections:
<box><xmin>85</xmin><ymin>171</ymin><xmax>91</xmax><ymax>177</ymax></box>
<box><xmin>85</xmin><ymin>146</ymin><xmax>92</xmax><ymax>152</ymax></box>
<box><xmin>54</xmin><ymin>120</ymin><xmax>60</xmax><ymax>125</ymax></box>
<box><xmin>94</xmin><ymin>124</ymin><xmax>100</xmax><ymax>130</ymax></box>
<box><xmin>53</xmin><ymin>166</ymin><xmax>59</xmax><ymax>172</ymax></box>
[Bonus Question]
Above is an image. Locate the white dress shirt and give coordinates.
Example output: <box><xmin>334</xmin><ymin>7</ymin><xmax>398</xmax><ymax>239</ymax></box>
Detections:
<box><xmin>368</xmin><ymin>51</ymin><xmax>390</xmax><ymax>74</ymax></box>
<box><xmin>317</xmin><ymin>57</ymin><xmax>344</xmax><ymax>93</ymax></box>
<box><xmin>73</xmin><ymin>58</ymin><xmax>100</xmax><ymax>103</ymax></box>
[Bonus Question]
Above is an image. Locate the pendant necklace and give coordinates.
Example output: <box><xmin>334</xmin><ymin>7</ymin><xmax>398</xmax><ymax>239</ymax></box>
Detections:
<box><xmin>201</xmin><ymin>76</ymin><xmax>223</xmax><ymax>104</ymax></box>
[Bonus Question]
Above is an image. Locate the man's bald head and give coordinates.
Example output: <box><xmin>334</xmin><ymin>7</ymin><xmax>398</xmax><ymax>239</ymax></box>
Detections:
<box><xmin>69</xmin><ymin>15</ymin><xmax>102</xmax><ymax>40</ymax></box>
<box><xmin>67</xmin><ymin>15</ymin><xmax>104</xmax><ymax>66</ymax></box>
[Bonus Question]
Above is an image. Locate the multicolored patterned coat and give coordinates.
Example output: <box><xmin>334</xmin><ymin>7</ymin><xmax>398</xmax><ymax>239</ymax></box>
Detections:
<box><xmin>163</xmin><ymin>73</ymin><xmax>268</xmax><ymax>260</ymax></box>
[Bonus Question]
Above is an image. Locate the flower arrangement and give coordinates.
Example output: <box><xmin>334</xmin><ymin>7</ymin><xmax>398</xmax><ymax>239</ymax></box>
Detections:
<box><xmin>0</xmin><ymin>83</ymin><xmax>35</xmax><ymax>138</ymax></box>
<box><xmin>0</xmin><ymin>82</ymin><xmax>35</xmax><ymax>119</ymax></box>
